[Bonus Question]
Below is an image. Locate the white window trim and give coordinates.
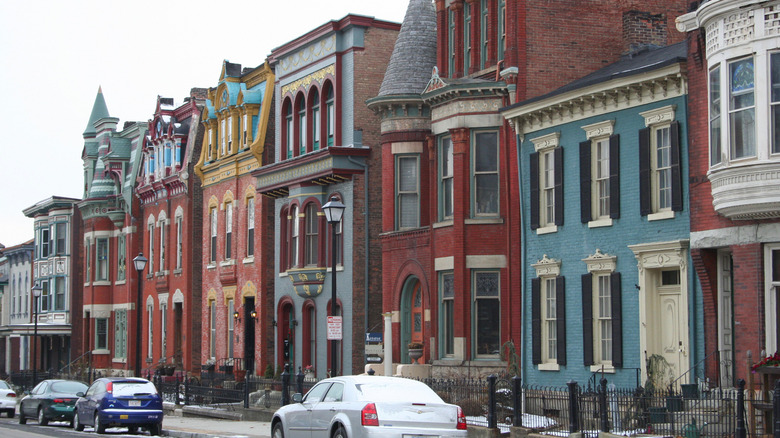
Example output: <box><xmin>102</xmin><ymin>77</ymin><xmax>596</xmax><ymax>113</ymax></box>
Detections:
<box><xmin>532</xmin><ymin>255</ymin><xmax>561</xmax><ymax>370</ymax></box>
<box><xmin>640</xmin><ymin>105</ymin><xmax>677</xmax><ymax>220</ymax></box>
<box><xmin>531</xmin><ymin>133</ymin><xmax>560</xmax><ymax>233</ymax></box>
<box><xmin>583</xmin><ymin>249</ymin><xmax>617</xmax><ymax>371</ymax></box>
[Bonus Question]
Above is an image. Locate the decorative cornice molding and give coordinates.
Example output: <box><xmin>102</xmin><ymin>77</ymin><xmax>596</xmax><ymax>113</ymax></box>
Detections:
<box><xmin>582</xmin><ymin>249</ymin><xmax>617</xmax><ymax>273</ymax></box>
<box><xmin>532</xmin><ymin>254</ymin><xmax>561</xmax><ymax>277</ymax></box>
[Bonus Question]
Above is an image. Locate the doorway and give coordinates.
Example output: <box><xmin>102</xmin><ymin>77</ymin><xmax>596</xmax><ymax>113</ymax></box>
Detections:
<box><xmin>717</xmin><ymin>250</ymin><xmax>734</xmax><ymax>387</ymax></box>
<box><xmin>401</xmin><ymin>278</ymin><xmax>424</xmax><ymax>364</ymax></box>
<box><xmin>243</xmin><ymin>297</ymin><xmax>256</xmax><ymax>374</ymax></box>
<box><xmin>174</xmin><ymin>303</ymin><xmax>183</xmax><ymax>366</ymax></box>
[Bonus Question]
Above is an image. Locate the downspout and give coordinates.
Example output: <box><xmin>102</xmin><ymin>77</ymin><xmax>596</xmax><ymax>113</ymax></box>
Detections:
<box><xmin>515</xmin><ymin>123</ymin><xmax>526</xmax><ymax>387</ymax></box>
<box><xmin>347</xmin><ymin>155</ymin><xmax>369</xmax><ymax>367</ymax></box>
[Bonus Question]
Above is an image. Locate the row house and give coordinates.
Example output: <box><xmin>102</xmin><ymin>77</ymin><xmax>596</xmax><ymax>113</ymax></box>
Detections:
<box><xmin>78</xmin><ymin>88</ymin><xmax>146</xmax><ymax>374</ymax></box>
<box><xmin>677</xmin><ymin>0</ymin><xmax>780</xmax><ymax>385</ymax></box>
<box><xmin>502</xmin><ymin>42</ymin><xmax>696</xmax><ymax>387</ymax></box>
<box><xmin>369</xmin><ymin>0</ymin><xmax>688</xmax><ymax>378</ymax></box>
<box><xmin>253</xmin><ymin>14</ymin><xmax>399</xmax><ymax>378</ymax></box>
<box><xmin>194</xmin><ymin>61</ymin><xmax>275</xmax><ymax>377</ymax></box>
<box><xmin>0</xmin><ymin>240</ymin><xmax>34</xmax><ymax>375</ymax></box>
<box><xmin>136</xmin><ymin>91</ymin><xmax>206</xmax><ymax>376</ymax></box>
<box><xmin>22</xmin><ymin>197</ymin><xmax>82</xmax><ymax>375</ymax></box>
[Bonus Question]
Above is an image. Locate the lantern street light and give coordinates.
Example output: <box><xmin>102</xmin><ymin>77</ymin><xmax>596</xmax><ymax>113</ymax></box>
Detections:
<box><xmin>133</xmin><ymin>253</ymin><xmax>148</xmax><ymax>377</ymax></box>
<box><xmin>322</xmin><ymin>196</ymin><xmax>345</xmax><ymax>377</ymax></box>
<box><xmin>31</xmin><ymin>283</ymin><xmax>42</xmax><ymax>386</ymax></box>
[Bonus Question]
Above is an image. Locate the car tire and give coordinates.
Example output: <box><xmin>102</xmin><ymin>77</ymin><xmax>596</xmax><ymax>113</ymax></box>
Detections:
<box><xmin>37</xmin><ymin>407</ymin><xmax>48</xmax><ymax>426</ymax></box>
<box><xmin>18</xmin><ymin>408</ymin><xmax>26</xmax><ymax>424</ymax></box>
<box><xmin>128</xmin><ymin>425</ymin><xmax>137</xmax><ymax>434</ymax></box>
<box><xmin>147</xmin><ymin>423</ymin><xmax>161</xmax><ymax>436</ymax></box>
<box><xmin>333</xmin><ymin>424</ymin><xmax>347</xmax><ymax>438</ymax></box>
<box><xmin>95</xmin><ymin>412</ymin><xmax>106</xmax><ymax>434</ymax></box>
<box><xmin>7</xmin><ymin>409</ymin><xmax>14</xmax><ymax>418</ymax></box>
<box><xmin>272</xmin><ymin>422</ymin><xmax>284</xmax><ymax>438</ymax></box>
<box><xmin>73</xmin><ymin>410</ymin><xmax>84</xmax><ymax>431</ymax></box>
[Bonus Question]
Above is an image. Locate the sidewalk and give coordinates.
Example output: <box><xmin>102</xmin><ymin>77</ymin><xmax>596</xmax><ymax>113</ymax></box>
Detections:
<box><xmin>162</xmin><ymin>412</ymin><xmax>272</xmax><ymax>438</ymax></box>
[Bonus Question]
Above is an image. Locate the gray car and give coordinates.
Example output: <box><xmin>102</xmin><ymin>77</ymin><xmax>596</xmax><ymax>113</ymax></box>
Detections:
<box><xmin>271</xmin><ymin>375</ymin><xmax>468</xmax><ymax>438</ymax></box>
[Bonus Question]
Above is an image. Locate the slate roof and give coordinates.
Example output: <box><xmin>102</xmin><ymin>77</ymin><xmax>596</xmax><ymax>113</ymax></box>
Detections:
<box><xmin>377</xmin><ymin>0</ymin><xmax>437</xmax><ymax>97</ymax></box>
<box><xmin>84</xmin><ymin>86</ymin><xmax>110</xmax><ymax>136</ymax></box>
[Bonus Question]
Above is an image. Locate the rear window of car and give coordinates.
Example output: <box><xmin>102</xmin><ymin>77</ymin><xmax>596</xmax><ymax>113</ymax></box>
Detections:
<box><xmin>112</xmin><ymin>381</ymin><xmax>158</xmax><ymax>397</ymax></box>
<box><xmin>51</xmin><ymin>381</ymin><xmax>88</xmax><ymax>394</ymax></box>
<box><xmin>0</xmin><ymin>381</ymin><xmax>9</xmax><ymax>390</ymax></box>
<box><xmin>354</xmin><ymin>381</ymin><xmax>443</xmax><ymax>403</ymax></box>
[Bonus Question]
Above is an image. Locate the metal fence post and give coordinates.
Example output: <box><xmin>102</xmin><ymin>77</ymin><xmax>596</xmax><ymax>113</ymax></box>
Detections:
<box><xmin>736</xmin><ymin>379</ymin><xmax>746</xmax><ymax>438</ymax></box>
<box><xmin>296</xmin><ymin>368</ymin><xmax>304</xmax><ymax>395</ymax></box>
<box><xmin>244</xmin><ymin>375</ymin><xmax>250</xmax><ymax>409</ymax></box>
<box><xmin>512</xmin><ymin>376</ymin><xmax>522</xmax><ymax>428</ymax></box>
<box><xmin>487</xmin><ymin>375</ymin><xmax>497</xmax><ymax>429</ymax></box>
<box><xmin>184</xmin><ymin>376</ymin><xmax>190</xmax><ymax>406</ymax></box>
<box><xmin>281</xmin><ymin>365</ymin><xmax>290</xmax><ymax>406</ymax></box>
<box><xmin>568</xmin><ymin>380</ymin><xmax>580</xmax><ymax>433</ymax></box>
<box><xmin>773</xmin><ymin>379</ymin><xmax>780</xmax><ymax>438</ymax></box>
<box><xmin>599</xmin><ymin>378</ymin><xmax>609</xmax><ymax>432</ymax></box>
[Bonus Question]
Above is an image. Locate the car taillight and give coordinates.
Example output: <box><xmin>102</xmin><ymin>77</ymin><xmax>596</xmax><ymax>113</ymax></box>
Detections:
<box><xmin>106</xmin><ymin>382</ymin><xmax>113</xmax><ymax>393</ymax></box>
<box><xmin>53</xmin><ymin>399</ymin><xmax>65</xmax><ymax>404</ymax></box>
<box><xmin>456</xmin><ymin>406</ymin><xmax>467</xmax><ymax>430</ymax></box>
<box><xmin>7</xmin><ymin>393</ymin><xmax>15</xmax><ymax>398</ymax></box>
<box><xmin>361</xmin><ymin>403</ymin><xmax>379</xmax><ymax>426</ymax></box>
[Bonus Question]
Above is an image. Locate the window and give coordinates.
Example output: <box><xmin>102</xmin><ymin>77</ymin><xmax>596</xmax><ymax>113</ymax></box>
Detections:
<box><xmin>440</xmin><ymin>136</ymin><xmax>454</xmax><ymax>220</ymax></box>
<box><xmin>290</xmin><ymin>205</ymin><xmax>299</xmax><ymax>268</ymax></box>
<box><xmin>221</xmin><ymin>118</ymin><xmax>226</xmax><ymax>155</ymax></box>
<box><xmin>228</xmin><ymin>116</ymin><xmax>233</xmax><ymax>152</ymax></box>
<box><xmin>55</xmin><ymin>276</ymin><xmax>65</xmax><ymax>310</ymax></box>
<box><xmin>639</xmin><ymin>107</ymin><xmax>682</xmax><ymax>217</ymax></box>
<box><xmin>96</xmin><ymin>238</ymin><xmax>108</xmax><ymax>281</ymax></box>
<box><xmin>247</xmin><ymin>197</ymin><xmax>255</xmax><ymax>257</ymax></box>
<box><xmin>159</xmin><ymin>219</ymin><xmax>166</xmax><ymax>270</ymax></box>
<box><xmin>542</xmin><ymin>151</ymin><xmax>555</xmax><ymax>225</ymax></box>
<box><xmin>464</xmin><ymin>3</ymin><xmax>471</xmax><ymax>74</ymax></box>
<box><xmin>312</xmin><ymin>93</ymin><xmax>321</xmax><ymax>151</ymax></box>
<box><xmin>729</xmin><ymin>57</ymin><xmax>755</xmax><ymax>159</ymax></box>
<box><xmin>210</xmin><ymin>207</ymin><xmax>217</xmax><ymax>263</ymax></box>
<box><xmin>531</xmin><ymin>275</ymin><xmax>566</xmax><ymax>367</ymax></box>
<box><xmin>208</xmin><ymin>128</ymin><xmax>213</xmax><ymax>161</ymax></box>
<box><xmin>85</xmin><ymin>238</ymin><xmax>91</xmax><ymax>281</ymax></box>
<box><xmin>41</xmin><ymin>280</ymin><xmax>50</xmax><ymax>312</ymax></box>
<box><xmin>298</xmin><ymin>98</ymin><xmax>307</xmax><ymax>154</ymax></box>
<box><xmin>474</xmin><ymin>271</ymin><xmax>500</xmax><ymax>357</ymax></box>
<box><xmin>227</xmin><ymin>299</ymin><xmax>235</xmax><ymax>358</ymax></box>
<box><xmin>582</xmin><ymin>270</ymin><xmax>623</xmax><ymax>368</ymax></box>
<box><xmin>161</xmin><ymin>303</ymin><xmax>167</xmax><ymax>359</ymax></box>
<box><xmin>147</xmin><ymin>303</ymin><xmax>154</xmax><ymax>358</ymax></box>
<box><xmin>473</xmin><ymin>131</ymin><xmax>499</xmax><ymax>216</ymax></box>
<box><xmin>580</xmin><ymin>127</ymin><xmax>620</xmax><ymax>224</ymax></box>
<box><xmin>304</xmin><ymin>204</ymin><xmax>319</xmax><ymax>266</ymax></box>
<box><xmin>440</xmin><ymin>272</ymin><xmax>455</xmax><ymax>357</ymax></box>
<box><xmin>243</xmin><ymin>113</ymin><xmax>248</xmax><ymax>147</ymax></box>
<box><xmin>225</xmin><ymin>202</ymin><xmax>233</xmax><ymax>259</ymax></box>
<box><xmin>480</xmin><ymin>0</ymin><xmax>489</xmax><ymax>69</ymax></box>
<box><xmin>326</xmin><ymin>87</ymin><xmax>335</xmax><ymax>146</ymax></box>
<box><xmin>41</xmin><ymin>227</ymin><xmax>49</xmax><ymax>258</ymax></box>
<box><xmin>772</xmin><ymin>53</ymin><xmax>780</xmax><ymax>154</ymax></box>
<box><xmin>96</xmin><ymin>318</ymin><xmax>108</xmax><ymax>350</ymax></box>
<box><xmin>114</xmin><ymin>309</ymin><xmax>127</xmax><ymax>359</ymax></box>
<box><xmin>55</xmin><ymin>222</ymin><xmax>66</xmax><ymax>255</ymax></box>
<box><xmin>285</xmin><ymin>102</ymin><xmax>294</xmax><ymax>159</ymax></box>
<box><xmin>117</xmin><ymin>234</ymin><xmax>126</xmax><ymax>281</ymax></box>
<box><xmin>209</xmin><ymin>300</ymin><xmax>216</xmax><ymax>359</ymax></box>
<box><xmin>497</xmin><ymin>0</ymin><xmax>506</xmax><ymax>61</ymax></box>
<box><xmin>710</xmin><ymin>66</ymin><xmax>722</xmax><ymax>165</ymax></box>
<box><xmin>303</xmin><ymin>304</ymin><xmax>316</xmax><ymax>370</ymax></box>
<box><xmin>175</xmin><ymin>216</ymin><xmax>183</xmax><ymax>270</ymax></box>
<box><xmin>530</xmin><ymin>135</ymin><xmax>563</xmax><ymax>231</ymax></box>
<box><xmin>448</xmin><ymin>8</ymin><xmax>456</xmax><ymax>76</ymax></box>
<box><xmin>396</xmin><ymin>155</ymin><xmax>420</xmax><ymax>229</ymax></box>
<box><xmin>148</xmin><ymin>223</ymin><xmax>154</xmax><ymax>273</ymax></box>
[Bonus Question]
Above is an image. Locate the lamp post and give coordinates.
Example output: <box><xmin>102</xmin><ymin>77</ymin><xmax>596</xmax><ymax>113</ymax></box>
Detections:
<box><xmin>322</xmin><ymin>196</ymin><xmax>345</xmax><ymax>377</ymax></box>
<box><xmin>31</xmin><ymin>283</ymin><xmax>42</xmax><ymax>386</ymax></box>
<box><xmin>133</xmin><ymin>253</ymin><xmax>148</xmax><ymax>377</ymax></box>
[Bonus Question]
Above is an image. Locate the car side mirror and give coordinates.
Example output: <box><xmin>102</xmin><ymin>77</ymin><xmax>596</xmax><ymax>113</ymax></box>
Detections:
<box><xmin>292</xmin><ymin>393</ymin><xmax>303</xmax><ymax>403</ymax></box>
<box><xmin>76</xmin><ymin>392</ymin><xmax>85</xmax><ymax>397</ymax></box>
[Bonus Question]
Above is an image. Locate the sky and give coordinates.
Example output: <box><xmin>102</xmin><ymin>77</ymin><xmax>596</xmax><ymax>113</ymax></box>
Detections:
<box><xmin>0</xmin><ymin>0</ymin><xmax>410</xmax><ymax>248</ymax></box>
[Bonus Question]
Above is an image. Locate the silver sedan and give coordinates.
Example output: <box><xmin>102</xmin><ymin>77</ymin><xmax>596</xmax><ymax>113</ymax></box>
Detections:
<box><xmin>271</xmin><ymin>375</ymin><xmax>468</xmax><ymax>438</ymax></box>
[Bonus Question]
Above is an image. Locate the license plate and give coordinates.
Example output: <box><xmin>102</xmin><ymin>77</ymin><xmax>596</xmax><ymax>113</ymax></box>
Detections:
<box><xmin>120</xmin><ymin>415</ymin><xmax>129</xmax><ymax>419</ymax></box>
<box><xmin>129</xmin><ymin>400</ymin><xmax>141</xmax><ymax>407</ymax></box>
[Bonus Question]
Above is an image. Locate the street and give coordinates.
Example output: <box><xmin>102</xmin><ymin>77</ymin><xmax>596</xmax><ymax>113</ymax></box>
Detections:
<box><xmin>0</xmin><ymin>416</ymin><xmax>141</xmax><ymax>437</ymax></box>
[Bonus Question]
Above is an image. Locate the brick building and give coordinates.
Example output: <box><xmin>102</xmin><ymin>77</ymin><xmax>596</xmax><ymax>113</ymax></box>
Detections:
<box><xmin>253</xmin><ymin>14</ymin><xmax>400</xmax><ymax>378</ymax></box>
<box><xmin>194</xmin><ymin>61</ymin><xmax>275</xmax><ymax>377</ymax></box>
<box><xmin>677</xmin><ymin>0</ymin><xmax>780</xmax><ymax>385</ymax></box>
<box><xmin>368</xmin><ymin>0</ymin><xmax>688</xmax><ymax>378</ymax></box>
<box><xmin>136</xmin><ymin>90</ymin><xmax>206</xmax><ymax>377</ymax></box>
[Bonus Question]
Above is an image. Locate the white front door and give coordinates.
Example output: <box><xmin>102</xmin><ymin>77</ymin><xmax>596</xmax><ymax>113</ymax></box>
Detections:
<box><xmin>650</xmin><ymin>269</ymin><xmax>685</xmax><ymax>388</ymax></box>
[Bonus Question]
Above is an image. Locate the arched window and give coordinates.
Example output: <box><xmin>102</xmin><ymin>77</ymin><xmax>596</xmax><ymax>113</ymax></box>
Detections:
<box><xmin>311</xmin><ymin>91</ymin><xmax>320</xmax><ymax>151</ymax></box>
<box><xmin>297</xmin><ymin>95</ymin><xmax>307</xmax><ymax>155</ymax></box>
<box><xmin>304</xmin><ymin>203</ymin><xmax>319</xmax><ymax>266</ymax></box>
<box><xmin>280</xmin><ymin>206</ymin><xmax>289</xmax><ymax>271</ymax></box>
<box><xmin>325</xmin><ymin>84</ymin><xmax>335</xmax><ymax>147</ymax></box>
<box><xmin>284</xmin><ymin>99</ymin><xmax>293</xmax><ymax>159</ymax></box>
<box><xmin>302</xmin><ymin>301</ymin><xmax>316</xmax><ymax>372</ymax></box>
<box><xmin>290</xmin><ymin>204</ymin><xmax>299</xmax><ymax>268</ymax></box>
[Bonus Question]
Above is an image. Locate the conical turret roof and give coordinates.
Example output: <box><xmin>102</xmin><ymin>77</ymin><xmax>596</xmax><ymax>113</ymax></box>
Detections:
<box><xmin>377</xmin><ymin>0</ymin><xmax>437</xmax><ymax>96</ymax></box>
<box><xmin>83</xmin><ymin>86</ymin><xmax>110</xmax><ymax>136</ymax></box>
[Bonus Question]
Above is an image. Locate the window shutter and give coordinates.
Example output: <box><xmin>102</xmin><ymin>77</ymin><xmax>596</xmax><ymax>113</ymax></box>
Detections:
<box><xmin>582</xmin><ymin>273</ymin><xmax>594</xmax><ymax>366</ymax></box>
<box><xmin>670</xmin><ymin>121</ymin><xmax>683</xmax><ymax>212</ymax></box>
<box><xmin>554</xmin><ymin>147</ymin><xmax>564</xmax><ymax>226</ymax></box>
<box><xmin>556</xmin><ymin>276</ymin><xmax>567</xmax><ymax>366</ymax></box>
<box><xmin>531</xmin><ymin>278</ymin><xmax>542</xmax><ymax>364</ymax></box>
<box><xmin>609</xmin><ymin>134</ymin><xmax>620</xmax><ymax>219</ymax></box>
<box><xmin>610</xmin><ymin>272</ymin><xmax>623</xmax><ymax>367</ymax></box>
<box><xmin>639</xmin><ymin>128</ymin><xmax>651</xmax><ymax>216</ymax></box>
<box><xmin>530</xmin><ymin>152</ymin><xmax>540</xmax><ymax>230</ymax></box>
<box><xmin>579</xmin><ymin>140</ymin><xmax>591</xmax><ymax>223</ymax></box>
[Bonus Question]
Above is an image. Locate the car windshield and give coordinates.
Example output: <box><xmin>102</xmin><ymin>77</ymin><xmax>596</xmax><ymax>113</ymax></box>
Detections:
<box><xmin>0</xmin><ymin>381</ymin><xmax>9</xmax><ymax>390</ymax></box>
<box><xmin>354</xmin><ymin>380</ymin><xmax>443</xmax><ymax>403</ymax></box>
<box><xmin>51</xmin><ymin>381</ymin><xmax>88</xmax><ymax>394</ymax></box>
<box><xmin>112</xmin><ymin>381</ymin><xmax>158</xmax><ymax>397</ymax></box>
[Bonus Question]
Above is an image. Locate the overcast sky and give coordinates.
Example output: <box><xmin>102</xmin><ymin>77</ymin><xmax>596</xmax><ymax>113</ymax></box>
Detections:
<box><xmin>0</xmin><ymin>0</ymin><xmax>409</xmax><ymax>248</ymax></box>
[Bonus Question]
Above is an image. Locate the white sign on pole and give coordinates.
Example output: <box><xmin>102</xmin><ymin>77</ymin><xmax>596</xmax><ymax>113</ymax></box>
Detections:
<box><xmin>327</xmin><ymin>316</ymin><xmax>343</xmax><ymax>340</ymax></box>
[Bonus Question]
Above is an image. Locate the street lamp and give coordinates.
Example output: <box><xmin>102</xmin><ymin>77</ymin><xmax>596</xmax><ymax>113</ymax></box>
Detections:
<box><xmin>31</xmin><ymin>283</ymin><xmax>42</xmax><ymax>386</ymax></box>
<box><xmin>322</xmin><ymin>196</ymin><xmax>345</xmax><ymax>377</ymax></box>
<box><xmin>133</xmin><ymin>253</ymin><xmax>148</xmax><ymax>377</ymax></box>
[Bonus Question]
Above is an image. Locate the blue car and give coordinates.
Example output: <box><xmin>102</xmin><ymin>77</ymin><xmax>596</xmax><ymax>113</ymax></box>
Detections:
<box><xmin>73</xmin><ymin>377</ymin><xmax>163</xmax><ymax>435</ymax></box>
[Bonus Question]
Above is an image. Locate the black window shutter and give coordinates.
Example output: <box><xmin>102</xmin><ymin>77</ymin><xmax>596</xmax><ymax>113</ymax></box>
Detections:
<box><xmin>609</xmin><ymin>134</ymin><xmax>621</xmax><ymax>219</ymax></box>
<box><xmin>611</xmin><ymin>272</ymin><xmax>623</xmax><ymax>368</ymax></box>
<box><xmin>639</xmin><ymin>128</ymin><xmax>651</xmax><ymax>216</ymax></box>
<box><xmin>531</xmin><ymin>278</ymin><xmax>542</xmax><ymax>364</ymax></box>
<box><xmin>579</xmin><ymin>140</ymin><xmax>592</xmax><ymax>223</ymax></box>
<box><xmin>581</xmin><ymin>273</ymin><xmax>594</xmax><ymax>366</ymax></box>
<box><xmin>530</xmin><ymin>152</ymin><xmax>540</xmax><ymax>230</ymax></box>
<box><xmin>556</xmin><ymin>276</ymin><xmax>567</xmax><ymax>366</ymax></box>
<box><xmin>554</xmin><ymin>147</ymin><xmax>564</xmax><ymax>226</ymax></box>
<box><xmin>670</xmin><ymin>121</ymin><xmax>683</xmax><ymax>212</ymax></box>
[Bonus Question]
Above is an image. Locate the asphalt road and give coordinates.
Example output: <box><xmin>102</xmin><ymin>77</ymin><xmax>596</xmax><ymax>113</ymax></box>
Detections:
<box><xmin>0</xmin><ymin>415</ymin><xmax>148</xmax><ymax>437</ymax></box>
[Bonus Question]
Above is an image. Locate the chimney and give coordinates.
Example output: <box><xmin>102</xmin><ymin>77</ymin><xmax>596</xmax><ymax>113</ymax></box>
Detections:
<box><xmin>623</xmin><ymin>10</ymin><xmax>668</xmax><ymax>56</ymax></box>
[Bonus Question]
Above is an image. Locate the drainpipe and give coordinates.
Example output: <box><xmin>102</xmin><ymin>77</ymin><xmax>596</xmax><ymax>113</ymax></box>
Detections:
<box><xmin>514</xmin><ymin>122</ymin><xmax>526</xmax><ymax>387</ymax></box>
